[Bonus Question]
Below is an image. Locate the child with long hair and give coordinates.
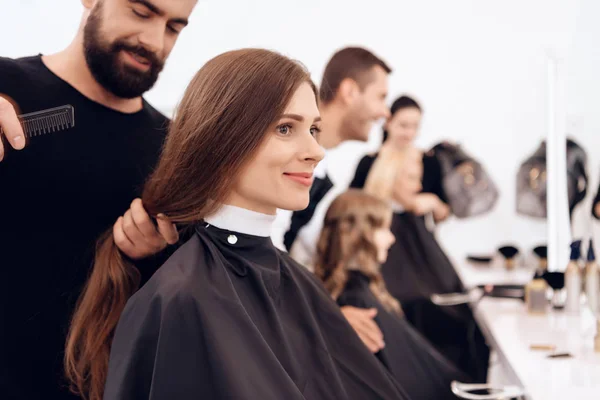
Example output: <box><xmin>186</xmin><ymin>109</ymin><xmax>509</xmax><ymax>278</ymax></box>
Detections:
<box><xmin>64</xmin><ymin>49</ymin><xmax>408</xmax><ymax>400</ymax></box>
<box><xmin>315</xmin><ymin>189</ymin><xmax>469</xmax><ymax>400</ymax></box>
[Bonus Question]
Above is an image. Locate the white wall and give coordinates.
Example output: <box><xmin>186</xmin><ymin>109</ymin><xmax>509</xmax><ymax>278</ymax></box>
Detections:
<box><xmin>564</xmin><ymin>0</ymin><xmax>600</xmax><ymax>257</ymax></box>
<box><xmin>2</xmin><ymin>0</ymin><xmax>598</xmax><ymax>264</ymax></box>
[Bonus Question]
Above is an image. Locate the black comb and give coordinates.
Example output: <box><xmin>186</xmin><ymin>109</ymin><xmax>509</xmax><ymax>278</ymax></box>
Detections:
<box><xmin>0</xmin><ymin>105</ymin><xmax>75</xmax><ymax>138</ymax></box>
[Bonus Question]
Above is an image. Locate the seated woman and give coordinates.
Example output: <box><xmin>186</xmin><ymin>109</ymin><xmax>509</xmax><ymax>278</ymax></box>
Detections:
<box><xmin>349</xmin><ymin>95</ymin><xmax>489</xmax><ymax>382</ymax></box>
<box><xmin>65</xmin><ymin>49</ymin><xmax>408</xmax><ymax>400</ymax></box>
<box><xmin>315</xmin><ymin>189</ymin><xmax>469</xmax><ymax>400</ymax></box>
<box><xmin>350</xmin><ymin>95</ymin><xmax>459</xmax><ymax>298</ymax></box>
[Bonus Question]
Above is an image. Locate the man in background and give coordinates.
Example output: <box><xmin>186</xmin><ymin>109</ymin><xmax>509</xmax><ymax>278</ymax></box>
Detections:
<box><xmin>283</xmin><ymin>47</ymin><xmax>391</xmax><ymax>262</ymax></box>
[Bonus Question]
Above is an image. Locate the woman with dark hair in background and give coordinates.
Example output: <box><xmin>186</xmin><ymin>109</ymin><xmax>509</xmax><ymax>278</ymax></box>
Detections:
<box><xmin>315</xmin><ymin>189</ymin><xmax>470</xmax><ymax>400</ymax></box>
<box><xmin>350</xmin><ymin>95</ymin><xmax>490</xmax><ymax>382</ymax></box>
<box><xmin>65</xmin><ymin>49</ymin><xmax>408</xmax><ymax>400</ymax></box>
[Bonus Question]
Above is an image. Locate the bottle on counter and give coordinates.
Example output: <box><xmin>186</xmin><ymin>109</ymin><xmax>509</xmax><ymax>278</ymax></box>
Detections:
<box><xmin>585</xmin><ymin>239</ymin><xmax>599</xmax><ymax>315</ymax></box>
<box><xmin>544</xmin><ymin>271</ymin><xmax>566</xmax><ymax>309</ymax></box>
<box><xmin>533</xmin><ymin>245</ymin><xmax>548</xmax><ymax>279</ymax></box>
<box><xmin>565</xmin><ymin>240</ymin><xmax>583</xmax><ymax>314</ymax></box>
<box><xmin>525</xmin><ymin>277</ymin><xmax>549</xmax><ymax>314</ymax></box>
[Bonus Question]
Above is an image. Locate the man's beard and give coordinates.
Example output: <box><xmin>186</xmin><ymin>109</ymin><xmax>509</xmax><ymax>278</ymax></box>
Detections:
<box><xmin>83</xmin><ymin>5</ymin><xmax>164</xmax><ymax>99</ymax></box>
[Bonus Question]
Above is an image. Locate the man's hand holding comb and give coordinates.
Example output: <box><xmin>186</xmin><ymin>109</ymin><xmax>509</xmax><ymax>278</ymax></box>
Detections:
<box><xmin>0</xmin><ymin>96</ymin><xmax>26</xmax><ymax>161</ymax></box>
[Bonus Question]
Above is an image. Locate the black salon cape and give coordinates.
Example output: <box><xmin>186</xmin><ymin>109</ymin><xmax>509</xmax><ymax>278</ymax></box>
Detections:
<box><xmin>350</xmin><ymin>151</ymin><xmax>464</xmax><ymax>299</ymax></box>
<box><xmin>350</xmin><ymin>152</ymin><xmax>490</xmax><ymax>382</ymax></box>
<box><xmin>104</xmin><ymin>224</ymin><xmax>410</xmax><ymax>400</ymax></box>
<box><xmin>338</xmin><ymin>272</ymin><xmax>468</xmax><ymax>400</ymax></box>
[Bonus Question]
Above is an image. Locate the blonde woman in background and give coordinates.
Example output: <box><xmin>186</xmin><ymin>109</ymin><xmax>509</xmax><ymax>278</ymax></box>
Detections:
<box><xmin>349</xmin><ymin>95</ymin><xmax>490</xmax><ymax>382</ymax></box>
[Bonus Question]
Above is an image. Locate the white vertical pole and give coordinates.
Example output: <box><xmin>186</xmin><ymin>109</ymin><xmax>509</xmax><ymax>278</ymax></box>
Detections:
<box><xmin>546</xmin><ymin>53</ymin><xmax>572</xmax><ymax>272</ymax></box>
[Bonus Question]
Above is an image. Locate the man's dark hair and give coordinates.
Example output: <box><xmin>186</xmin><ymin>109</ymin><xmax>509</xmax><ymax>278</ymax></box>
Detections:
<box><xmin>319</xmin><ymin>47</ymin><xmax>392</xmax><ymax>104</ymax></box>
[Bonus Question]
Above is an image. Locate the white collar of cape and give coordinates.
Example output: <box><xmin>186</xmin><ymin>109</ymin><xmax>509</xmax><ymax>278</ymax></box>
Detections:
<box><xmin>205</xmin><ymin>204</ymin><xmax>276</xmax><ymax>238</ymax></box>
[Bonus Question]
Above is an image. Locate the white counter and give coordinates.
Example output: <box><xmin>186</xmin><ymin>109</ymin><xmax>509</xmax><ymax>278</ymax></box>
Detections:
<box><xmin>474</xmin><ymin>298</ymin><xmax>600</xmax><ymax>400</ymax></box>
<box><xmin>452</xmin><ymin>260</ymin><xmax>600</xmax><ymax>400</ymax></box>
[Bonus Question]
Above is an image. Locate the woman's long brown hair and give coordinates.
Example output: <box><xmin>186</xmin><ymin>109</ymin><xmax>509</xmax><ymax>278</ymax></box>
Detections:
<box><xmin>65</xmin><ymin>48</ymin><xmax>316</xmax><ymax>400</ymax></box>
<box><xmin>314</xmin><ymin>189</ymin><xmax>402</xmax><ymax>315</ymax></box>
